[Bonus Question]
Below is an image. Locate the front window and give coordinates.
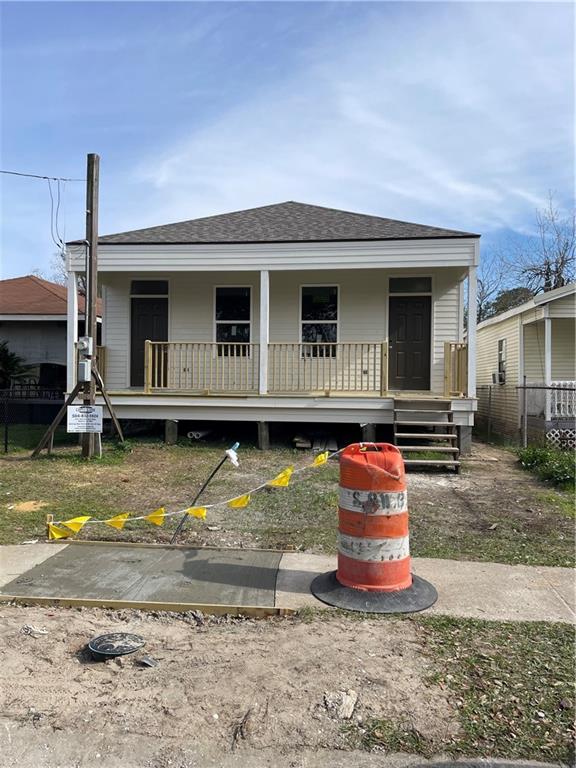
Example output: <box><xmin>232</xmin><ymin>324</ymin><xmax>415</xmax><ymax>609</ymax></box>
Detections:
<box><xmin>215</xmin><ymin>287</ymin><xmax>251</xmax><ymax>355</ymax></box>
<box><xmin>301</xmin><ymin>286</ymin><xmax>338</xmax><ymax>357</ymax></box>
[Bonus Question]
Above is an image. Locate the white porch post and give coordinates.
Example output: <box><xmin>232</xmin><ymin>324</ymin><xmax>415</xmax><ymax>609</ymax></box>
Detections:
<box><xmin>467</xmin><ymin>265</ymin><xmax>477</xmax><ymax>397</ymax></box>
<box><xmin>544</xmin><ymin>311</ymin><xmax>552</xmax><ymax>421</ymax></box>
<box><xmin>66</xmin><ymin>270</ymin><xmax>79</xmax><ymax>393</ymax></box>
<box><xmin>259</xmin><ymin>269</ymin><xmax>269</xmax><ymax>395</ymax></box>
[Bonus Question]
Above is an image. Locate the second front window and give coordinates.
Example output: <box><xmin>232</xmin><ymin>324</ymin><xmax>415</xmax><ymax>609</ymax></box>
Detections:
<box><xmin>301</xmin><ymin>285</ymin><xmax>338</xmax><ymax>356</ymax></box>
<box><xmin>215</xmin><ymin>287</ymin><xmax>251</xmax><ymax>354</ymax></box>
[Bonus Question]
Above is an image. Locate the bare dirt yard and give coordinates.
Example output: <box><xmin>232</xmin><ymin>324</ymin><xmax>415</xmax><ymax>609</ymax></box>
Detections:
<box><xmin>0</xmin><ymin>439</ymin><xmax>573</xmax><ymax>566</ymax></box>
<box><xmin>0</xmin><ymin>604</ymin><xmax>573</xmax><ymax>768</ymax></box>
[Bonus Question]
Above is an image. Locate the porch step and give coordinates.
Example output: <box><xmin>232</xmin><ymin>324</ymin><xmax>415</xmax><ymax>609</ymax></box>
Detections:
<box><xmin>394</xmin><ymin>420</ymin><xmax>456</xmax><ymax>428</ymax></box>
<box><xmin>395</xmin><ymin>432</ymin><xmax>457</xmax><ymax>440</ymax></box>
<box><xmin>394</xmin><ymin>409</ymin><xmax>451</xmax><ymax>415</ymax></box>
<box><xmin>399</xmin><ymin>446</ymin><xmax>459</xmax><ymax>453</ymax></box>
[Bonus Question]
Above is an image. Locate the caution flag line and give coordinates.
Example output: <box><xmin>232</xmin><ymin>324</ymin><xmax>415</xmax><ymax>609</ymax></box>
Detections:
<box><xmin>48</xmin><ymin>450</ymin><xmax>336</xmax><ymax>539</ymax></box>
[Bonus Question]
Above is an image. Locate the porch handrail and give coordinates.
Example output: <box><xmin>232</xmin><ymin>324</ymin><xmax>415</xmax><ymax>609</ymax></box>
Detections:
<box><xmin>143</xmin><ymin>340</ymin><xmax>389</xmax><ymax>395</ymax></box>
<box><xmin>144</xmin><ymin>341</ymin><xmax>260</xmax><ymax>394</ymax></box>
<box><xmin>550</xmin><ymin>380</ymin><xmax>576</xmax><ymax>417</ymax></box>
<box><xmin>444</xmin><ymin>342</ymin><xmax>468</xmax><ymax>397</ymax></box>
<box><xmin>268</xmin><ymin>341</ymin><xmax>386</xmax><ymax>394</ymax></box>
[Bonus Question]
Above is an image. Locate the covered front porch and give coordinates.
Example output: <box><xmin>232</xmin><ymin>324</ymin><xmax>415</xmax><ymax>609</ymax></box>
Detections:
<box><xmin>82</xmin><ymin>267</ymin><xmax>474</xmax><ymax>400</ymax></box>
<box><xmin>523</xmin><ymin>315</ymin><xmax>576</xmax><ymax>423</ymax></box>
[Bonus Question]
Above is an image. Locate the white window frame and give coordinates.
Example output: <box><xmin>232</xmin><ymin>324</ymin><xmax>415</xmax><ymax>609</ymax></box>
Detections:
<box><xmin>299</xmin><ymin>284</ymin><xmax>339</xmax><ymax>357</ymax></box>
<box><xmin>213</xmin><ymin>284</ymin><xmax>252</xmax><ymax>355</ymax></box>
<box><xmin>498</xmin><ymin>338</ymin><xmax>507</xmax><ymax>384</ymax></box>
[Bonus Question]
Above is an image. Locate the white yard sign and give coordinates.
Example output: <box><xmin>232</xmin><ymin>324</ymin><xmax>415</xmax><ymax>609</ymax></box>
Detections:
<box><xmin>67</xmin><ymin>405</ymin><xmax>103</xmax><ymax>433</ymax></box>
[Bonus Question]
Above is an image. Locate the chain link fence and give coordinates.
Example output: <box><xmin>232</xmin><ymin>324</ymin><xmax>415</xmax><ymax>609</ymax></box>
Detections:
<box><xmin>0</xmin><ymin>386</ymin><xmax>74</xmax><ymax>453</ymax></box>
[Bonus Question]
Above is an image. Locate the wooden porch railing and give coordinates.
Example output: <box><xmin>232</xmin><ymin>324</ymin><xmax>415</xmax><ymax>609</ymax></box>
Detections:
<box><xmin>145</xmin><ymin>341</ymin><xmax>260</xmax><ymax>393</ymax></box>
<box><xmin>143</xmin><ymin>341</ymin><xmax>389</xmax><ymax>394</ymax></box>
<box><xmin>268</xmin><ymin>342</ymin><xmax>387</xmax><ymax>394</ymax></box>
<box><xmin>443</xmin><ymin>342</ymin><xmax>468</xmax><ymax>397</ymax></box>
<box><xmin>96</xmin><ymin>346</ymin><xmax>106</xmax><ymax>380</ymax></box>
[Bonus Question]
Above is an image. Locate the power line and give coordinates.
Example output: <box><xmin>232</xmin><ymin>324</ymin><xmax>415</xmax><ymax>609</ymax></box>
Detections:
<box><xmin>0</xmin><ymin>169</ymin><xmax>84</xmax><ymax>182</ymax></box>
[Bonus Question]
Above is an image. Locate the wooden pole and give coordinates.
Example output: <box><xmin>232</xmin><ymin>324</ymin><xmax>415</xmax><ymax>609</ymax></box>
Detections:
<box><xmin>82</xmin><ymin>154</ymin><xmax>99</xmax><ymax>458</ymax></box>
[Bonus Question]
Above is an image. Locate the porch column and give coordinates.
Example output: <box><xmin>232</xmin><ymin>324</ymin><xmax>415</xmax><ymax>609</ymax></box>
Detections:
<box><xmin>467</xmin><ymin>265</ymin><xmax>477</xmax><ymax>397</ymax></box>
<box><xmin>544</xmin><ymin>312</ymin><xmax>552</xmax><ymax>421</ymax></box>
<box><xmin>66</xmin><ymin>270</ymin><xmax>79</xmax><ymax>393</ymax></box>
<box><xmin>259</xmin><ymin>269</ymin><xmax>269</xmax><ymax>395</ymax></box>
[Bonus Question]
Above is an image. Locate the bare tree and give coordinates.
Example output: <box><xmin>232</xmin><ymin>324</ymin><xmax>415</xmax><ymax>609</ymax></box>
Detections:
<box><xmin>476</xmin><ymin>257</ymin><xmax>505</xmax><ymax>323</ymax></box>
<box><xmin>509</xmin><ymin>194</ymin><xmax>575</xmax><ymax>293</ymax></box>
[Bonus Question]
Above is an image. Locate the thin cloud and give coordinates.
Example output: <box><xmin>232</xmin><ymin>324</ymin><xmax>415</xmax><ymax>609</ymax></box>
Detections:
<box><xmin>116</xmin><ymin>2</ymin><xmax>573</xmax><ymax>239</ymax></box>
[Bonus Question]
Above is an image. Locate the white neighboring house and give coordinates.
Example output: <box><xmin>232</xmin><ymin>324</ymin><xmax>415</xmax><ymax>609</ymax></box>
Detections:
<box><xmin>476</xmin><ymin>282</ymin><xmax>576</xmax><ymax>444</ymax></box>
<box><xmin>66</xmin><ymin>202</ymin><xmax>480</xmax><ymax>466</ymax></box>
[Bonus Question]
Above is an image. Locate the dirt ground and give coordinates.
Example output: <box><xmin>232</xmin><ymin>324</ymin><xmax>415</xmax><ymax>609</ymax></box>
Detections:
<box><xmin>0</xmin><ymin>604</ymin><xmax>455</xmax><ymax>768</ymax></box>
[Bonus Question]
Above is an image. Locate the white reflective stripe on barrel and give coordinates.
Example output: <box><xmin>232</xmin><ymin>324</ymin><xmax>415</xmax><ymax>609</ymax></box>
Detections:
<box><xmin>338</xmin><ymin>533</ymin><xmax>410</xmax><ymax>562</ymax></box>
<box><xmin>338</xmin><ymin>487</ymin><xmax>408</xmax><ymax>515</ymax></box>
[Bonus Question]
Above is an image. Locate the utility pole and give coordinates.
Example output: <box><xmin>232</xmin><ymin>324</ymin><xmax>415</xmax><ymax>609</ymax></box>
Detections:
<box><xmin>82</xmin><ymin>153</ymin><xmax>99</xmax><ymax>458</ymax></box>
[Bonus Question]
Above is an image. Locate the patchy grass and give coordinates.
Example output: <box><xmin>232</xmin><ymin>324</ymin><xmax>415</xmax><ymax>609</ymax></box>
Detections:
<box><xmin>353</xmin><ymin>616</ymin><xmax>575</xmax><ymax>765</ymax></box>
<box><xmin>2</xmin><ymin>424</ymin><xmax>77</xmax><ymax>453</ymax></box>
<box><xmin>0</xmin><ymin>438</ymin><xmax>573</xmax><ymax>566</ymax></box>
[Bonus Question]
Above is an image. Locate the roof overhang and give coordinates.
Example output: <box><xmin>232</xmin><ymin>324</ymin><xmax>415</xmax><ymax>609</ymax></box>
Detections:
<box><xmin>477</xmin><ymin>282</ymin><xmax>576</xmax><ymax>330</ymax></box>
<box><xmin>67</xmin><ymin>237</ymin><xmax>480</xmax><ymax>273</ymax></box>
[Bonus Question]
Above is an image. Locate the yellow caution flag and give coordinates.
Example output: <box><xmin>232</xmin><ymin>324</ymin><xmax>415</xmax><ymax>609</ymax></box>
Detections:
<box><xmin>268</xmin><ymin>466</ymin><xmax>294</xmax><ymax>487</ymax></box>
<box><xmin>186</xmin><ymin>506</ymin><xmax>207</xmax><ymax>519</ymax></box>
<box><xmin>145</xmin><ymin>507</ymin><xmax>166</xmax><ymax>526</ymax></box>
<box><xmin>61</xmin><ymin>516</ymin><xmax>91</xmax><ymax>534</ymax></box>
<box><xmin>312</xmin><ymin>451</ymin><xmax>329</xmax><ymax>466</ymax></box>
<box><xmin>48</xmin><ymin>524</ymin><xmax>70</xmax><ymax>540</ymax></box>
<box><xmin>228</xmin><ymin>494</ymin><xmax>250</xmax><ymax>508</ymax></box>
<box><xmin>104</xmin><ymin>513</ymin><xmax>130</xmax><ymax>530</ymax></box>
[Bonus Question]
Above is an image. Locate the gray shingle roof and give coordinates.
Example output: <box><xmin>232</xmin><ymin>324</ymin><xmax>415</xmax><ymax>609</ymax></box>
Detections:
<box><xmin>89</xmin><ymin>201</ymin><xmax>479</xmax><ymax>245</ymax></box>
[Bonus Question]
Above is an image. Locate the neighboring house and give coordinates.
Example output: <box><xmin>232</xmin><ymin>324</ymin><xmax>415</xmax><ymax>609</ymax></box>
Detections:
<box><xmin>66</xmin><ymin>201</ymin><xmax>480</xmax><ymax>465</ymax></box>
<box><xmin>0</xmin><ymin>275</ymin><xmax>101</xmax><ymax>391</ymax></box>
<box><xmin>476</xmin><ymin>282</ymin><xmax>576</xmax><ymax>444</ymax></box>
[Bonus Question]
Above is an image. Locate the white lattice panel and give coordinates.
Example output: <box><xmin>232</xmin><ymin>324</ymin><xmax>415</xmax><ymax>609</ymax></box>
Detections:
<box><xmin>546</xmin><ymin>429</ymin><xmax>576</xmax><ymax>450</ymax></box>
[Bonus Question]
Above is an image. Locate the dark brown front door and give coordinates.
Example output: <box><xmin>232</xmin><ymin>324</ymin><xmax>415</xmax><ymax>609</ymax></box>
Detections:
<box><xmin>389</xmin><ymin>295</ymin><xmax>431</xmax><ymax>390</ymax></box>
<box><xmin>130</xmin><ymin>297</ymin><xmax>168</xmax><ymax>386</ymax></box>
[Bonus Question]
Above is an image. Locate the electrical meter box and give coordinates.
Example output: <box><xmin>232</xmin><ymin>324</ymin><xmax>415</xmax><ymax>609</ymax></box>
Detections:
<box><xmin>76</xmin><ymin>336</ymin><xmax>94</xmax><ymax>356</ymax></box>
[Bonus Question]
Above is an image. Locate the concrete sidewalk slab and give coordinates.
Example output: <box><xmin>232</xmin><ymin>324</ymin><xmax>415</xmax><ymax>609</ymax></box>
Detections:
<box><xmin>0</xmin><ymin>542</ymin><xmax>282</xmax><ymax>611</ymax></box>
<box><xmin>0</xmin><ymin>543</ymin><xmax>573</xmax><ymax>623</ymax></box>
<box><xmin>0</xmin><ymin>542</ymin><xmax>69</xmax><ymax>588</ymax></box>
<box><xmin>276</xmin><ymin>553</ymin><xmax>575</xmax><ymax>623</ymax></box>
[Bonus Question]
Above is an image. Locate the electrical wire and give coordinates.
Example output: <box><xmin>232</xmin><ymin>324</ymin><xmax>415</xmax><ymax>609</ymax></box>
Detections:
<box><xmin>0</xmin><ymin>169</ymin><xmax>84</xmax><ymax>181</ymax></box>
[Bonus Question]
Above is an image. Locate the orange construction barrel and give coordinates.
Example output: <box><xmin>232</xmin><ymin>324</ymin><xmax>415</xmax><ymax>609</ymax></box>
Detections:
<box><xmin>311</xmin><ymin>442</ymin><xmax>437</xmax><ymax>614</ymax></box>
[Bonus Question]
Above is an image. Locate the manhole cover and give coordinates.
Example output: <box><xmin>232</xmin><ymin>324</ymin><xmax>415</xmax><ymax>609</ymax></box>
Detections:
<box><xmin>88</xmin><ymin>632</ymin><xmax>145</xmax><ymax>661</ymax></box>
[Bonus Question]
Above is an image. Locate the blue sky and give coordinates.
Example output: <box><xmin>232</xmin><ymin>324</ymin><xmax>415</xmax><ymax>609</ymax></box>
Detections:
<box><xmin>1</xmin><ymin>1</ymin><xmax>574</xmax><ymax>279</ymax></box>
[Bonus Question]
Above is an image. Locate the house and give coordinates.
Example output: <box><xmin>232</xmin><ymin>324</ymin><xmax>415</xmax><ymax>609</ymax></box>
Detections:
<box><xmin>476</xmin><ymin>282</ymin><xmax>576</xmax><ymax>445</ymax></box>
<box><xmin>66</xmin><ymin>201</ymin><xmax>480</xmax><ymax>466</ymax></box>
<box><xmin>0</xmin><ymin>275</ymin><xmax>102</xmax><ymax>391</ymax></box>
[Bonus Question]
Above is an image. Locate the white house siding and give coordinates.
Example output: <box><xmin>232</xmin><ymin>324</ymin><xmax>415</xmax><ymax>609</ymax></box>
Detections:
<box><xmin>548</xmin><ymin>294</ymin><xmax>576</xmax><ymax>318</ymax></box>
<box><xmin>551</xmin><ymin>318</ymin><xmax>576</xmax><ymax>380</ymax></box>
<box><xmin>0</xmin><ymin>320</ymin><xmax>67</xmax><ymax>367</ymax></box>
<box><xmin>101</xmin><ymin>267</ymin><xmax>465</xmax><ymax>394</ymax></box>
<box><xmin>523</xmin><ymin>322</ymin><xmax>545</xmax><ymax>381</ymax></box>
<box><xmin>476</xmin><ymin>314</ymin><xmax>520</xmax><ymax>437</ymax></box>
<box><xmin>68</xmin><ymin>239</ymin><xmax>478</xmax><ymax>272</ymax></box>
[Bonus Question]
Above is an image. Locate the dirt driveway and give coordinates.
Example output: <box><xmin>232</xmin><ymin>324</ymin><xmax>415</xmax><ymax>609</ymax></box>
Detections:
<box><xmin>0</xmin><ymin>604</ymin><xmax>453</xmax><ymax>768</ymax></box>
